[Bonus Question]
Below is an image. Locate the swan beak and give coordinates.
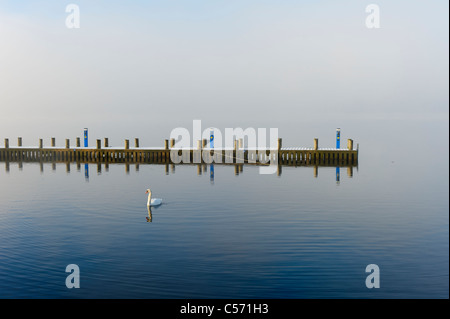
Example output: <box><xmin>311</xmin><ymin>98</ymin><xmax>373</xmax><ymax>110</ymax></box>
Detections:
<box><xmin>145</xmin><ymin>190</ymin><xmax>148</xmax><ymax>194</ymax></box>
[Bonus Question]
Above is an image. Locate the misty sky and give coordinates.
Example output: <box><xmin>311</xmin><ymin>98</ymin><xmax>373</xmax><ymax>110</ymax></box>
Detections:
<box><xmin>0</xmin><ymin>0</ymin><xmax>448</xmax><ymax>148</ymax></box>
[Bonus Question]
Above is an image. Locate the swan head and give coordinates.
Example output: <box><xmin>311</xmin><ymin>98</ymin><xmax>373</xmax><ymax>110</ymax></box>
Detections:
<box><xmin>145</xmin><ymin>189</ymin><xmax>151</xmax><ymax>193</ymax></box>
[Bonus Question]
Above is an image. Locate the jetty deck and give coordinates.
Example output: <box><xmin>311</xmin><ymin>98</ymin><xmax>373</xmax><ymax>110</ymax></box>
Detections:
<box><xmin>0</xmin><ymin>137</ymin><xmax>358</xmax><ymax>166</ymax></box>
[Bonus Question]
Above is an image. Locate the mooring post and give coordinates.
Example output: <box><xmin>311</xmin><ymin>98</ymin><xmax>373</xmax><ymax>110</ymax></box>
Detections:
<box><xmin>66</xmin><ymin>139</ymin><xmax>70</xmax><ymax>149</ymax></box>
<box><xmin>96</xmin><ymin>139</ymin><xmax>101</xmax><ymax>150</ymax></box>
<box><xmin>104</xmin><ymin>138</ymin><xmax>109</xmax><ymax>148</ymax></box>
<box><xmin>278</xmin><ymin>138</ymin><xmax>282</xmax><ymax>151</ymax></box>
<box><xmin>336</xmin><ymin>128</ymin><xmax>340</xmax><ymax>149</ymax></box>
<box><xmin>51</xmin><ymin>137</ymin><xmax>56</xmax><ymax>147</ymax></box>
<box><xmin>135</xmin><ymin>138</ymin><xmax>139</xmax><ymax>148</ymax></box>
<box><xmin>5</xmin><ymin>138</ymin><xmax>9</xmax><ymax>149</ymax></box>
<box><xmin>18</xmin><ymin>137</ymin><xmax>22</xmax><ymax>147</ymax></box>
<box><xmin>164</xmin><ymin>139</ymin><xmax>169</xmax><ymax>150</ymax></box>
<box><xmin>39</xmin><ymin>139</ymin><xmax>43</xmax><ymax>149</ymax></box>
<box><xmin>202</xmin><ymin>139</ymin><xmax>207</xmax><ymax>148</ymax></box>
<box><xmin>314</xmin><ymin>138</ymin><xmax>319</xmax><ymax>150</ymax></box>
<box><xmin>125</xmin><ymin>139</ymin><xmax>129</xmax><ymax>150</ymax></box>
<box><xmin>76</xmin><ymin>137</ymin><xmax>81</xmax><ymax>147</ymax></box>
<box><xmin>347</xmin><ymin>139</ymin><xmax>353</xmax><ymax>150</ymax></box>
<box><xmin>84</xmin><ymin>128</ymin><xmax>88</xmax><ymax>147</ymax></box>
<box><xmin>170</xmin><ymin>138</ymin><xmax>175</xmax><ymax>148</ymax></box>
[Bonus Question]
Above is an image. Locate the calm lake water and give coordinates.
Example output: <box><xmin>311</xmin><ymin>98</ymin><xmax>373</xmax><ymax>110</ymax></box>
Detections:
<box><xmin>0</xmin><ymin>120</ymin><xmax>448</xmax><ymax>299</ymax></box>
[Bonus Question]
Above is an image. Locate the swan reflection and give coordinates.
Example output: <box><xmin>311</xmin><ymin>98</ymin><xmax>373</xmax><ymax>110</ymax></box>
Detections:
<box><xmin>146</xmin><ymin>204</ymin><xmax>162</xmax><ymax>223</ymax></box>
<box><xmin>146</xmin><ymin>206</ymin><xmax>152</xmax><ymax>222</ymax></box>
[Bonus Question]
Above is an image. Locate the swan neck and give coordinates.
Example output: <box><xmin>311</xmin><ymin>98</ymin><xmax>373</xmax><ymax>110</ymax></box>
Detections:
<box><xmin>147</xmin><ymin>191</ymin><xmax>152</xmax><ymax>206</ymax></box>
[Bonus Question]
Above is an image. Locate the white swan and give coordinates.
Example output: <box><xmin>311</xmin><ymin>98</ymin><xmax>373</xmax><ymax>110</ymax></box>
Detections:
<box><xmin>145</xmin><ymin>188</ymin><xmax>162</xmax><ymax>206</ymax></box>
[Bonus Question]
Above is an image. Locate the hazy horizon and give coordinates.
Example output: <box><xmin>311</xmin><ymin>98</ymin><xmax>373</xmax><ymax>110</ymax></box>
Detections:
<box><xmin>0</xmin><ymin>1</ymin><xmax>448</xmax><ymax>148</ymax></box>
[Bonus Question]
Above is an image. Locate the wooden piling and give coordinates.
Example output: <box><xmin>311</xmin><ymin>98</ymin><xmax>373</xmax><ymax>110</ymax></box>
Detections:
<box><xmin>125</xmin><ymin>139</ymin><xmax>129</xmax><ymax>150</ymax></box>
<box><xmin>170</xmin><ymin>138</ymin><xmax>175</xmax><ymax>148</ymax></box>
<box><xmin>164</xmin><ymin>139</ymin><xmax>169</xmax><ymax>150</ymax></box>
<box><xmin>66</xmin><ymin>139</ymin><xmax>70</xmax><ymax>149</ymax></box>
<box><xmin>135</xmin><ymin>138</ymin><xmax>139</xmax><ymax>148</ymax></box>
<box><xmin>51</xmin><ymin>138</ymin><xmax>56</xmax><ymax>147</ymax></box>
<box><xmin>314</xmin><ymin>138</ymin><xmax>319</xmax><ymax>150</ymax></box>
<box><xmin>39</xmin><ymin>139</ymin><xmax>43</xmax><ymax>149</ymax></box>
<box><xmin>18</xmin><ymin>137</ymin><xmax>22</xmax><ymax>147</ymax></box>
<box><xmin>96</xmin><ymin>139</ymin><xmax>101</xmax><ymax>150</ymax></box>
<box><xmin>76</xmin><ymin>137</ymin><xmax>81</xmax><ymax>147</ymax></box>
<box><xmin>104</xmin><ymin>138</ymin><xmax>109</xmax><ymax>148</ymax></box>
<box><xmin>278</xmin><ymin>138</ymin><xmax>282</xmax><ymax>151</ymax></box>
<box><xmin>347</xmin><ymin>139</ymin><xmax>353</xmax><ymax>150</ymax></box>
<box><xmin>4</xmin><ymin>139</ymin><xmax>9</xmax><ymax>149</ymax></box>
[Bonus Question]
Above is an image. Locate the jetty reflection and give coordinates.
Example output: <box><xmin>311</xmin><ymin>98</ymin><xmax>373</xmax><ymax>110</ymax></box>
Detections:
<box><xmin>3</xmin><ymin>160</ymin><xmax>357</xmax><ymax>184</ymax></box>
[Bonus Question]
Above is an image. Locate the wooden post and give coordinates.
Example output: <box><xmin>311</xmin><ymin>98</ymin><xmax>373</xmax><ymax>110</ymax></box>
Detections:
<box><xmin>164</xmin><ymin>139</ymin><xmax>169</xmax><ymax>150</ymax></box>
<box><xmin>66</xmin><ymin>139</ymin><xmax>70</xmax><ymax>149</ymax></box>
<box><xmin>104</xmin><ymin>138</ymin><xmax>109</xmax><ymax>148</ymax></box>
<box><xmin>5</xmin><ymin>138</ymin><xmax>9</xmax><ymax>149</ymax></box>
<box><xmin>347</xmin><ymin>139</ymin><xmax>353</xmax><ymax>150</ymax></box>
<box><xmin>39</xmin><ymin>139</ymin><xmax>43</xmax><ymax>149</ymax></box>
<box><xmin>18</xmin><ymin>137</ymin><xmax>22</xmax><ymax>147</ymax></box>
<box><xmin>234</xmin><ymin>139</ymin><xmax>238</xmax><ymax>151</ymax></box>
<box><xmin>278</xmin><ymin>138</ymin><xmax>282</xmax><ymax>151</ymax></box>
<box><xmin>135</xmin><ymin>138</ymin><xmax>139</xmax><ymax>148</ymax></box>
<box><xmin>202</xmin><ymin>139</ymin><xmax>207</xmax><ymax>148</ymax></box>
<box><xmin>170</xmin><ymin>138</ymin><xmax>175</xmax><ymax>148</ymax></box>
<box><xmin>96</xmin><ymin>139</ymin><xmax>101</xmax><ymax>149</ymax></box>
<box><xmin>125</xmin><ymin>139</ymin><xmax>129</xmax><ymax>150</ymax></box>
<box><xmin>76</xmin><ymin>137</ymin><xmax>81</xmax><ymax>147</ymax></box>
<box><xmin>51</xmin><ymin>137</ymin><xmax>56</xmax><ymax>147</ymax></box>
<box><xmin>313</xmin><ymin>138</ymin><xmax>319</xmax><ymax>150</ymax></box>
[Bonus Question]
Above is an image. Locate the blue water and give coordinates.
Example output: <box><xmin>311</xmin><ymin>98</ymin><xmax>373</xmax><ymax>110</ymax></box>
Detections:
<box><xmin>0</xmin><ymin>122</ymin><xmax>448</xmax><ymax>299</ymax></box>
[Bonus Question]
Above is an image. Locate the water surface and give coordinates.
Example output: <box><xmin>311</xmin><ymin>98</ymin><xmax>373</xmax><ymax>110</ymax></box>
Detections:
<box><xmin>0</xmin><ymin>121</ymin><xmax>448</xmax><ymax>299</ymax></box>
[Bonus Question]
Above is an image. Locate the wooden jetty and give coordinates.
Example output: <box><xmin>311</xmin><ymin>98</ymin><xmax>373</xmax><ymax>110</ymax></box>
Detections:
<box><xmin>0</xmin><ymin>137</ymin><xmax>358</xmax><ymax>166</ymax></box>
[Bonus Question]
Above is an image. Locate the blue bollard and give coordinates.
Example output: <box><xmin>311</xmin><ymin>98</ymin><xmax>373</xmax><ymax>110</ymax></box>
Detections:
<box><xmin>336</xmin><ymin>128</ymin><xmax>340</xmax><ymax>149</ymax></box>
<box><xmin>84</xmin><ymin>128</ymin><xmax>88</xmax><ymax>147</ymax></box>
<box><xmin>210</xmin><ymin>131</ymin><xmax>214</xmax><ymax>149</ymax></box>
